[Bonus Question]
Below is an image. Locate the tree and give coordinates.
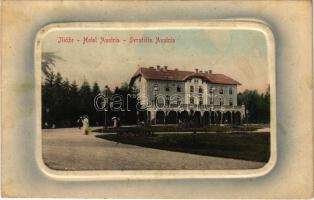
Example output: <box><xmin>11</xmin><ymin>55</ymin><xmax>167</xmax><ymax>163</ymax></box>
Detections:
<box><xmin>41</xmin><ymin>52</ymin><xmax>64</xmax><ymax>77</ymax></box>
<box><xmin>79</xmin><ymin>81</ymin><xmax>93</xmax><ymax>121</ymax></box>
<box><xmin>238</xmin><ymin>87</ymin><xmax>270</xmax><ymax>123</ymax></box>
<box><xmin>42</xmin><ymin>71</ymin><xmax>56</xmax><ymax>127</ymax></box>
<box><xmin>61</xmin><ymin>78</ymin><xmax>72</xmax><ymax>127</ymax></box>
<box><xmin>91</xmin><ymin>82</ymin><xmax>102</xmax><ymax>126</ymax></box>
<box><xmin>50</xmin><ymin>73</ymin><xmax>64</xmax><ymax>127</ymax></box>
<box><xmin>41</xmin><ymin>52</ymin><xmax>64</xmax><ymax>127</ymax></box>
<box><xmin>111</xmin><ymin>82</ymin><xmax>140</xmax><ymax>125</ymax></box>
<box><xmin>69</xmin><ymin>81</ymin><xmax>80</xmax><ymax>125</ymax></box>
<box><xmin>41</xmin><ymin>72</ymin><xmax>141</xmax><ymax>128</ymax></box>
<box><xmin>92</xmin><ymin>82</ymin><xmax>101</xmax><ymax>97</ymax></box>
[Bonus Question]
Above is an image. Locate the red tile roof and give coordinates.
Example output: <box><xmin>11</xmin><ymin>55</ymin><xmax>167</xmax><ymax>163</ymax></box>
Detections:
<box><xmin>131</xmin><ymin>67</ymin><xmax>241</xmax><ymax>85</ymax></box>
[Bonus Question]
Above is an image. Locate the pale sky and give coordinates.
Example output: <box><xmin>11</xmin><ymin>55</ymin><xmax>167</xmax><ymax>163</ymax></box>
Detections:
<box><xmin>42</xmin><ymin>28</ymin><xmax>269</xmax><ymax>93</ymax></box>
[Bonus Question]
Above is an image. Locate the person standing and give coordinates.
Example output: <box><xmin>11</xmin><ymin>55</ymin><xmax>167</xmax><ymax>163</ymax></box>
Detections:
<box><xmin>112</xmin><ymin>117</ymin><xmax>117</xmax><ymax>129</ymax></box>
<box><xmin>77</xmin><ymin>116</ymin><xmax>83</xmax><ymax>129</ymax></box>
<box><xmin>82</xmin><ymin>115</ymin><xmax>89</xmax><ymax>134</ymax></box>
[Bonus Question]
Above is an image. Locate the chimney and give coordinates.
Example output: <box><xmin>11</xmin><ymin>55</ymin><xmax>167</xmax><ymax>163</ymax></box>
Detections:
<box><xmin>156</xmin><ymin>65</ymin><xmax>161</xmax><ymax>70</ymax></box>
<box><xmin>164</xmin><ymin>65</ymin><xmax>168</xmax><ymax>70</ymax></box>
<box><xmin>174</xmin><ymin>68</ymin><xmax>178</xmax><ymax>71</ymax></box>
<box><xmin>149</xmin><ymin>66</ymin><xmax>154</xmax><ymax>69</ymax></box>
<box><xmin>208</xmin><ymin>70</ymin><xmax>212</xmax><ymax>74</ymax></box>
<box><xmin>195</xmin><ymin>68</ymin><xmax>199</xmax><ymax>73</ymax></box>
<box><xmin>199</xmin><ymin>70</ymin><xmax>203</xmax><ymax>73</ymax></box>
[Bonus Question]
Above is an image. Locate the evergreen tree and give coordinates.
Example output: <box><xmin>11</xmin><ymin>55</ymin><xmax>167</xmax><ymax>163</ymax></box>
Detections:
<box><xmin>102</xmin><ymin>85</ymin><xmax>112</xmax><ymax>127</ymax></box>
<box><xmin>79</xmin><ymin>81</ymin><xmax>93</xmax><ymax>121</ymax></box>
<box><xmin>91</xmin><ymin>82</ymin><xmax>102</xmax><ymax>126</ymax></box>
<box><xmin>92</xmin><ymin>82</ymin><xmax>101</xmax><ymax>96</ymax></box>
<box><xmin>51</xmin><ymin>73</ymin><xmax>64</xmax><ymax>127</ymax></box>
<box><xmin>69</xmin><ymin>81</ymin><xmax>80</xmax><ymax>125</ymax></box>
<box><xmin>61</xmin><ymin>78</ymin><xmax>71</xmax><ymax>127</ymax></box>
<box><xmin>111</xmin><ymin>82</ymin><xmax>140</xmax><ymax>125</ymax></box>
<box><xmin>42</xmin><ymin>71</ymin><xmax>56</xmax><ymax>127</ymax></box>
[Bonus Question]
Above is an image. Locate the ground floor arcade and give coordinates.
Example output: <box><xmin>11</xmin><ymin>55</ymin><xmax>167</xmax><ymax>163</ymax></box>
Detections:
<box><xmin>138</xmin><ymin>107</ymin><xmax>246</xmax><ymax>126</ymax></box>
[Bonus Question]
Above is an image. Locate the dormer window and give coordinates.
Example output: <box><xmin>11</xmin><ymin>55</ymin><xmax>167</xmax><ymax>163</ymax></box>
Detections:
<box><xmin>209</xmin><ymin>87</ymin><xmax>213</xmax><ymax>94</ymax></box>
<box><xmin>165</xmin><ymin>86</ymin><xmax>170</xmax><ymax>92</ymax></box>
<box><xmin>194</xmin><ymin>79</ymin><xmax>199</xmax><ymax>83</ymax></box>
<box><xmin>219</xmin><ymin>88</ymin><xmax>224</xmax><ymax>94</ymax></box>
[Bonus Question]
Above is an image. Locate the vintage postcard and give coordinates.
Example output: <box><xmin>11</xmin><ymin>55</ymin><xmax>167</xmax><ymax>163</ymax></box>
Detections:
<box><xmin>2</xmin><ymin>0</ymin><xmax>313</xmax><ymax>198</ymax></box>
<box><xmin>36</xmin><ymin>21</ymin><xmax>275</xmax><ymax>175</ymax></box>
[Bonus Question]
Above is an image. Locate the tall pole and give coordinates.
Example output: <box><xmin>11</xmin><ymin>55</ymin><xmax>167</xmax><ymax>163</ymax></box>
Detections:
<box><xmin>104</xmin><ymin>85</ymin><xmax>108</xmax><ymax>129</ymax></box>
<box><xmin>154</xmin><ymin>91</ymin><xmax>157</xmax><ymax>125</ymax></box>
<box><xmin>105</xmin><ymin>109</ymin><xmax>107</xmax><ymax>128</ymax></box>
<box><xmin>153</xmin><ymin>85</ymin><xmax>158</xmax><ymax>125</ymax></box>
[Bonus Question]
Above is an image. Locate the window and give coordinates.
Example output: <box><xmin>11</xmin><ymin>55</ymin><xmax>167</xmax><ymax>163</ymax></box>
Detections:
<box><xmin>210</xmin><ymin>98</ymin><xmax>214</xmax><ymax>105</ymax></box>
<box><xmin>229</xmin><ymin>88</ymin><xmax>233</xmax><ymax>95</ymax></box>
<box><xmin>139</xmin><ymin>77</ymin><xmax>141</xmax><ymax>82</ymax></box>
<box><xmin>219</xmin><ymin>88</ymin><xmax>224</xmax><ymax>94</ymax></box>
<box><xmin>190</xmin><ymin>96</ymin><xmax>194</xmax><ymax>104</ymax></box>
<box><xmin>165</xmin><ymin>86</ymin><xmax>170</xmax><ymax>92</ymax></box>
<box><xmin>209</xmin><ymin>87</ymin><xmax>213</xmax><ymax>94</ymax></box>
<box><xmin>199</xmin><ymin>97</ymin><xmax>203</xmax><ymax>105</ymax></box>
<box><xmin>199</xmin><ymin>86</ymin><xmax>203</xmax><ymax>93</ymax></box>
<box><xmin>177</xmin><ymin>86</ymin><xmax>181</xmax><ymax>92</ymax></box>
<box><xmin>229</xmin><ymin>98</ymin><xmax>233</xmax><ymax>106</ymax></box>
<box><xmin>219</xmin><ymin>98</ymin><xmax>224</xmax><ymax>106</ymax></box>
<box><xmin>190</xmin><ymin>86</ymin><xmax>194</xmax><ymax>93</ymax></box>
<box><xmin>166</xmin><ymin>95</ymin><xmax>170</xmax><ymax>106</ymax></box>
<box><xmin>176</xmin><ymin>96</ymin><xmax>182</xmax><ymax>105</ymax></box>
<box><xmin>194</xmin><ymin>79</ymin><xmax>199</xmax><ymax>83</ymax></box>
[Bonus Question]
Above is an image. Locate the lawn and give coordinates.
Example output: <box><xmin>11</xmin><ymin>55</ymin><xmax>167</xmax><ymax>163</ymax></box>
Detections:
<box><xmin>95</xmin><ymin>131</ymin><xmax>270</xmax><ymax>162</ymax></box>
<box><xmin>93</xmin><ymin>124</ymin><xmax>265</xmax><ymax>134</ymax></box>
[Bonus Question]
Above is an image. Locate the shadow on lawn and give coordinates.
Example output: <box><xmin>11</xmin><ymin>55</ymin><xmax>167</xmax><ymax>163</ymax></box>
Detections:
<box><xmin>95</xmin><ymin>132</ymin><xmax>270</xmax><ymax>162</ymax></box>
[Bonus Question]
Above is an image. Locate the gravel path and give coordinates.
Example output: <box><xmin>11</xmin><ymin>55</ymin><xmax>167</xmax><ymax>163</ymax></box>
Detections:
<box><xmin>42</xmin><ymin>128</ymin><xmax>266</xmax><ymax>170</ymax></box>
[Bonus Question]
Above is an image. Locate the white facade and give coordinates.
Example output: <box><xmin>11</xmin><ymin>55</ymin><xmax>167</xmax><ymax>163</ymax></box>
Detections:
<box><xmin>133</xmin><ymin>76</ymin><xmax>239</xmax><ymax>108</ymax></box>
<box><xmin>131</xmin><ymin>67</ymin><xmax>245</xmax><ymax>125</ymax></box>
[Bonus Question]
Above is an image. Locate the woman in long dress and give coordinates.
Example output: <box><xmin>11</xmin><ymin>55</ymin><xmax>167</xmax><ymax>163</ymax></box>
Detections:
<box><xmin>82</xmin><ymin>115</ymin><xmax>89</xmax><ymax>134</ymax></box>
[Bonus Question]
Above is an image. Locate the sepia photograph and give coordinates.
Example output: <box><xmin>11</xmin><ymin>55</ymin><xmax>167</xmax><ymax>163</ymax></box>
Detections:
<box><xmin>40</xmin><ymin>24</ymin><xmax>272</xmax><ymax>171</ymax></box>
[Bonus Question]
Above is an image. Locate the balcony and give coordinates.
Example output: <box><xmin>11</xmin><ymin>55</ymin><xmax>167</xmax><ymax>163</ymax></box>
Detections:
<box><xmin>148</xmin><ymin>103</ymin><xmax>244</xmax><ymax>112</ymax></box>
